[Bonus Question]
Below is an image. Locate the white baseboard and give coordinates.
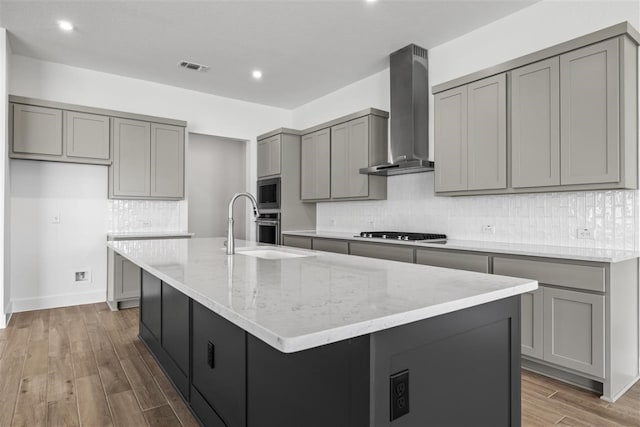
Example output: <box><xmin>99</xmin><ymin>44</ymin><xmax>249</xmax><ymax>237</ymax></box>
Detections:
<box><xmin>11</xmin><ymin>290</ymin><xmax>106</xmax><ymax>313</ymax></box>
<box><xmin>0</xmin><ymin>301</ymin><xmax>12</xmax><ymax>328</ymax></box>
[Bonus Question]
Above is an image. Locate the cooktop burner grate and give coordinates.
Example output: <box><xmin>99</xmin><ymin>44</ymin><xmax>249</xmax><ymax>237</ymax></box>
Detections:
<box><xmin>358</xmin><ymin>231</ymin><xmax>447</xmax><ymax>241</ymax></box>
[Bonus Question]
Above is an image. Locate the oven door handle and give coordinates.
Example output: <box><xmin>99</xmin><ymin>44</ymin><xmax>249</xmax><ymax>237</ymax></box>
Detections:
<box><xmin>256</xmin><ymin>220</ymin><xmax>280</xmax><ymax>225</ymax></box>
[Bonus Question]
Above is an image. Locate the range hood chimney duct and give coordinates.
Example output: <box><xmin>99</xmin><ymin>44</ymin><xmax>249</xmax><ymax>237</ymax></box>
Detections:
<box><xmin>360</xmin><ymin>44</ymin><xmax>434</xmax><ymax>176</ymax></box>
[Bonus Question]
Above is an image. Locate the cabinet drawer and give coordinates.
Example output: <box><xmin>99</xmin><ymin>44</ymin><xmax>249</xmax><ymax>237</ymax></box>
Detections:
<box><xmin>416</xmin><ymin>249</ymin><xmax>489</xmax><ymax>273</ymax></box>
<box><xmin>192</xmin><ymin>301</ymin><xmax>246</xmax><ymax>427</ymax></box>
<box><xmin>493</xmin><ymin>257</ymin><xmax>605</xmax><ymax>292</ymax></box>
<box><xmin>349</xmin><ymin>242</ymin><xmax>414</xmax><ymax>263</ymax></box>
<box><xmin>282</xmin><ymin>235</ymin><xmax>312</xmax><ymax>249</ymax></box>
<box><xmin>312</xmin><ymin>238</ymin><xmax>349</xmax><ymax>254</ymax></box>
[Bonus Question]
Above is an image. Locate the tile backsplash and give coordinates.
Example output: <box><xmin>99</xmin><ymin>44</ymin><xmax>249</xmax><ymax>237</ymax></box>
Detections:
<box><xmin>107</xmin><ymin>200</ymin><xmax>186</xmax><ymax>233</ymax></box>
<box><xmin>317</xmin><ymin>173</ymin><xmax>639</xmax><ymax>251</ymax></box>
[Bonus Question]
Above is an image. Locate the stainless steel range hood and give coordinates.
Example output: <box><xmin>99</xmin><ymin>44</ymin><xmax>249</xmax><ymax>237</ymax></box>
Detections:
<box><xmin>360</xmin><ymin>44</ymin><xmax>434</xmax><ymax>176</ymax></box>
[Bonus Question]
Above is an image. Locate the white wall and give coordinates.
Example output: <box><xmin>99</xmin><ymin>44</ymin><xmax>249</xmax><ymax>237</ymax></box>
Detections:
<box><xmin>8</xmin><ymin>55</ymin><xmax>292</xmax><ymax>312</ymax></box>
<box><xmin>294</xmin><ymin>0</ymin><xmax>640</xmax><ymax>250</ymax></box>
<box><xmin>0</xmin><ymin>28</ymin><xmax>11</xmax><ymax>327</ymax></box>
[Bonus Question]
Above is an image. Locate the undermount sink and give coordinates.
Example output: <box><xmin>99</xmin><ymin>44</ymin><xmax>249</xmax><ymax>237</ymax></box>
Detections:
<box><xmin>236</xmin><ymin>247</ymin><xmax>315</xmax><ymax>260</ymax></box>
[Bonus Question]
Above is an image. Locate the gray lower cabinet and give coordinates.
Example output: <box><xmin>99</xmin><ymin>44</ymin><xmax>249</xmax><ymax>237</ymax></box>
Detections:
<box><xmin>257</xmin><ymin>134</ymin><xmax>281</xmax><ymax>178</ymax></box>
<box><xmin>520</xmin><ymin>288</ymin><xmax>544</xmax><ymax>359</ymax></box>
<box><xmin>312</xmin><ymin>238</ymin><xmax>349</xmax><ymax>254</ymax></box>
<box><xmin>281</xmin><ymin>235</ymin><xmax>312</xmax><ymax>249</ymax></box>
<box><xmin>110</xmin><ymin>118</ymin><xmax>185</xmax><ymax>200</ymax></box>
<box><xmin>510</xmin><ymin>57</ymin><xmax>560</xmax><ymax>188</ymax></box>
<box><xmin>560</xmin><ymin>38</ymin><xmax>620</xmax><ymax>185</ymax></box>
<box><xmin>12</xmin><ymin>104</ymin><xmax>63</xmax><ymax>156</ymax></box>
<box><xmin>349</xmin><ymin>242</ymin><xmax>414</xmax><ymax>263</ymax></box>
<box><xmin>543</xmin><ymin>287</ymin><xmax>605</xmax><ymax>377</ymax></box>
<box><xmin>114</xmin><ymin>253</ymin><xmax>141</xmax><ymax>301</ymax></box>
<box><xmin>415</xmin><ymin>248</ymin><xmax>489</xmax><ymax>273</ymax></box>
<box><xmin>64</xmin><ymin>111</ymin><xmax>110</xmax><ymax>161</ymax></box>
<box><xmin>301</xmin><ymin>128</ymin><xmax>331</xmax><ymax>200</ymax></box>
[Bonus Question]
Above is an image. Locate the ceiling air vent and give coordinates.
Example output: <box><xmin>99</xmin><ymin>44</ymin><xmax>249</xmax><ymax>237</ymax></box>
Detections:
<box><xmin>178</xmin><ymin>60</ymin><xmax>209</xmax><ymax>72</ymax></box>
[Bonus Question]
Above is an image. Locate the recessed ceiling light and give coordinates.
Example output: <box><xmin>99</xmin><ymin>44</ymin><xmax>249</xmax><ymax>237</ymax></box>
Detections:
<box><xmin>57</xmin><ymin>20</ymin><xmax>74</xmax><ymax>32</ymax></box>
<box><xmin>365</xmin><ymin>0</ymin><xmax>377</xmax><ymax>3</ymax></box>
<box><xmin>252</xmin><ymin>70</ymin><xmax>263</xmax><ymax>80</ymax></box>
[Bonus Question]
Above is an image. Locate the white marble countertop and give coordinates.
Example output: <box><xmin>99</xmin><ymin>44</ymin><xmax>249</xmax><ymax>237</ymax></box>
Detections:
<box><xmin>282</xmin><ymin>231</ymin><xmax>639</xmax><ymax>263</ymax></box>
<box><xmin>107</xmin><ymin>231</ymin><xmax>195</xmax><ymax>240</ymax></box>
<box><xmin>108</xmin><ymin>237</ymin><xmax>536</xmax><ymax>353</ymax></box>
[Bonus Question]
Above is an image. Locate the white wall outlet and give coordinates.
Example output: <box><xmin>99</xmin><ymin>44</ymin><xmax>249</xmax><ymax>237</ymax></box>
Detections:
<box><xmin>74</xmin><ymin>269</ymin><xmax>92</xmax><ymax>284</ymax></box>
<box><xmin>367</xmin><ymin>220</ymin><xmax>375</xmax><ymax>228</ymax></box>
<box><xmin>330</xmin><ymin>218</ymin><xmax>336</xmax><ymax>226</ymax></box>
<box><xmin>482</xmin><ymin>225</ymin><xmax>495</xmax><ymax>234</ymax></box>
<box><xmin>577</xmin><ymin>228</ymin><xmax>594</xmax><ymax>239</ymax></box>
<box><xmin>51</xmin><ymin>213</ymin><xmax>61</xmax><ymax>224</ymax></box>
<box><xmin>141</xmin><ymin>220</ymin><xmax>152</xmax><ymax>227</ymax></box>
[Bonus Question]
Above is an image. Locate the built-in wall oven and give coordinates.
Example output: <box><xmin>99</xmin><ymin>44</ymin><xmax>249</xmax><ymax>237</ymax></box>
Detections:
<box><xmin>256</xmin><ymin>212</ymin><xmax>280</xmax><ymax>245</ymax></box>
<box><xmin>257</xmin><ymin>177</ymin><xmax>280</xmax><ymax>210</ymax></box>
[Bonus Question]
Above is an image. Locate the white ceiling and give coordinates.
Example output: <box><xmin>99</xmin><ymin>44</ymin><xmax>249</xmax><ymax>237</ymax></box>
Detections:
<box><xmin>0</xmin><ymin>0</ymin><xmax>539</xmax><ymax>109</ymax></box>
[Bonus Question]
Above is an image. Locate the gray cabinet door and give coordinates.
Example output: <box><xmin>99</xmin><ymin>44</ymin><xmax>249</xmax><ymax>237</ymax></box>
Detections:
<box><xmin>301</xmin><ymin>129</ymin><xmax>330</xmax><ymax>200</ymax></box>
<box><xmin>511</xmin><ymin>58</ymin><xmax>560</xmax><ymax>188</ymax></box>
<box><xmin>312</xmin><ymin>238</ymin><xmax>349</xmax><ymax>254</ymax></box>
<box><xmin>112</xmin><ymin>118</ymin><xmax>151</xmax><ymax>197</ymax></box>
<box><xmin>64</xmin><ymin>111</ymin><xmax>110</xmax><ymax>160</ymax></box>
<box><xmin>349</xmin><ymin>242</ymin><xmax>414</xmax><ymax>263</ymax></box>
<box><xmin>150</xmin><ymin>123</ymin><xmax>184</xmax><ymax>198</ymax></box>
<box><xmin>543</xmin><ymin>287</ymin><xmax>605</xmax><ymax>378</ymax></box>
<box><xmin>434</xmin><ymin>86</ymin><xmax>468</xmax><ymax>192</ymax></box>
<box><xmin>282</xmin><ymin>235</ymin><xmax>312</xmax><ymax>249</ymax></box>
<box><xmin>415</xmin><ymin>249</ymin><xmax>489</xmax><ymax>273</ymax></box>
<box><xmin>521</xmin><ymin>288</ymin><xmax>544</xmax><ymax>359</ymax></box>
<box><xmin>114</xmin><ymin>254</ymin><xmax>141</xmax><ymax>300</ymax></box>
<box><xmin>331</xmin><ymin>117</ymin><xmax>369</xmax><ymax>199</ymax></box>
<box><xmin>560</xmin><ymin>38</ymin><xmax>620</xmax><ymax>185</ymax></box>
<box><xmin>12</xmin><ymin>104</ymin><xmax>63</xmax><ymax>155</ymax></box>
<box><xmin>257</xmin><ymin>135</ymin><xmax>281</xmax><ymax>178</ymax></box>
<box><xmin>467</xmin><ymin>74</ymin><xmax>507</xmax><ymax>190</ymax></box>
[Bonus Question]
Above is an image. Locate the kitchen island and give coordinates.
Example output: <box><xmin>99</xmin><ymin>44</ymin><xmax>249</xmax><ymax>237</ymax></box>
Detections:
<box><xmin>108</xmin><ymin>237</ymin><xmax>537</xmax><ymax>427</ymax></box>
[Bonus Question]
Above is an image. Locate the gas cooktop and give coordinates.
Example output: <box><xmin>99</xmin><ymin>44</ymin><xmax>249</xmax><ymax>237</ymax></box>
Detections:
<box><xmin>356</xmin><ymin>231</ymin><xmax>447</xmax><ymax>242</ymax></box>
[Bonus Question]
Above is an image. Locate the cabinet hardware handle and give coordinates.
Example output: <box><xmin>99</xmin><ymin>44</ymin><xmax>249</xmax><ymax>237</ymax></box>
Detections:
<box><xmin>207</xmin><ymin>341</ymin><xmax>215</xmax><ymax>369</ymax></box>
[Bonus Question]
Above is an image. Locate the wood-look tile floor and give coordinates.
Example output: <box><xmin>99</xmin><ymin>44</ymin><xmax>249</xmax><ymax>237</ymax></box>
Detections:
<box><xmin>0</xmin><ymin>304</ymin><xmax>638</xmax><ymax>426</ymax></box>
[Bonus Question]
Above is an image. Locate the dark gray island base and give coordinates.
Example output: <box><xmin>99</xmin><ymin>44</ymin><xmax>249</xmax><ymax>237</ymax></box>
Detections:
<box><xmin>138</xmin><ymin>269</ymin><xmax>522</xmax><ymax>427</ymax></box>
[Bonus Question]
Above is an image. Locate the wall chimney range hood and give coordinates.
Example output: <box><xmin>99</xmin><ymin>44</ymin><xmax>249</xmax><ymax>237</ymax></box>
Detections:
<box><xmin>360</xmin><ymin>44</ymin><xmax>434</xmax><ymax>176</ymax></box>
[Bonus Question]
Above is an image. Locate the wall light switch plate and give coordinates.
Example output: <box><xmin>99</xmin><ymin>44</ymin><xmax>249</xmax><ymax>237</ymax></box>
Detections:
<box><xmin>51</xmin><ymin>213</ymin><xmax>61</xmax><ymax>224</ymax></box>
<box><xmin>482</xmin><ymin>225</ymin><xmax>495</xmax><ymax>234</ymax></box>
<box><xmin>577</xmin><ymin>228</ymin><xmax>594</xmax><ymax>239</ymax></box>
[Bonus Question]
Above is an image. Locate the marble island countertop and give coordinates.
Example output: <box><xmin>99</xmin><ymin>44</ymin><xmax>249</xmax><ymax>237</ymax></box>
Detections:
<box><xmin>108</xmin><ymin>237</ymin><xmax>536</xmax><ymax>353</ymax></box>
<box><xmin>282</xmin><ymin>231</ymin><xmax>639</xmax><ymax>263</ymax></box>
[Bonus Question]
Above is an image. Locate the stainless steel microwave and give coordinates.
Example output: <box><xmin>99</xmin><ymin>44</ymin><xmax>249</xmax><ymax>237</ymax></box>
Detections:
<box><xmin>257</xmin><ymin>177</ymin><xmax>280</xmax><ymax>210</ymax></box>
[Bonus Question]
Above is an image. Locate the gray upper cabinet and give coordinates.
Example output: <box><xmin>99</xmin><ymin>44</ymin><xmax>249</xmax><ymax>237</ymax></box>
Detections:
<box><xmin>433</xmin><ymin>27</ymin><xmax>638</xmax><ymax>195</ymax></box>
<box><xmin>434</xmin><ymin>74</ymin><xmax>506</xmax><ymax>193</ymax></box>
<box><xmin>331</xmin><ymin>117</ymin><xmax>369</xmax><ymax>199</ymax></box>
<box><xmin>299</xmin><ymin>109</ymin><xmax>387</xmax><ymax>202</ymax></box>
<box><xmin>434</xmin><ymin>86</ymin><xmax>467</xmax><ymax>192</ymax></box>
<box><xmin>64</xmin><ymin>111</ymin><xmax>110</xmax><ymax>160</ymax></box>
<box><xmin>12</xmin><ymin>104</ymin><xmax>63</xmax><ymax>156</ymax></box>
<box><xmin>257</xmin><ymin>135</ymin><xmax>281</xmax><ymax>178</ymax></box>
<box><xmin>301</xmin><ymin>128</ymin><xmax>331</xmax><ymax>200</ymax></box>
<box><xmin>560</xmin><ymin>38</ymin><xmax>619</xmax><ymax>185</ymax></box>
<box><xmin>151</xmin><ymin>123</ymin><xmax>185</xmax><ymax>198</ymax></box>
<box><xmin>110</xmin><ymin>119</ymin><xmax>185</xmax><ymax>200</ymax></box>
<box><xmin>467</xmin><ymin>74</ymin><xmax>506</xmax><ymax>190</ymax></box>
<box><xmin>510</xmin><ymin>57</ymin><xmax>560</xmax><ymax>188</ymax></box>
<box><xmin>111</xmin><ymin>118</ymin><xmax>151</xmax><ymax>198</ymax></box>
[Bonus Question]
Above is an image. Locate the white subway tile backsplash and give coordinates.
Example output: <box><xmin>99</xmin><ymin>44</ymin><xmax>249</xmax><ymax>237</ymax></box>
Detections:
<box><xmin>107</xmin><ymin>200</ymin><xmax>185</xmax><ymax>233</ymax></box>
<box><xmin>316</xmin><ymin>173</ymin><xmax>638</xmax><ymax>251</ymax></box>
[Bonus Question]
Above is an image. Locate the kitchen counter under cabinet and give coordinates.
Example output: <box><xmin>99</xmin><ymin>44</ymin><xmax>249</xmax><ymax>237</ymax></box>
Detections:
<box><xmin>109</xmin><ymin>237</ymin><xmax>535</xmax><ymax>426</ymax></box>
